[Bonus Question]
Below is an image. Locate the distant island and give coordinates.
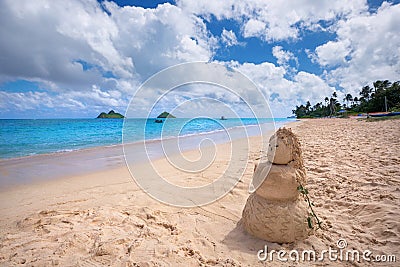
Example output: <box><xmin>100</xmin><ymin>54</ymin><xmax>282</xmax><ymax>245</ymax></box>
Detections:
<box><xmin>97</xmin><ymin>110</ymin><xmax>124</xmax><ymax>119</ymax></box>
<box><xmin>157</xmin><ymin>111</ymin><xmax>176</xmax><ymax>118</ymax></box>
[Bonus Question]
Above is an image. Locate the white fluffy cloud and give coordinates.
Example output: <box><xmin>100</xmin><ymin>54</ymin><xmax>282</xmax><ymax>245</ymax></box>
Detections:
<box><xmin>0</xmin><ymin>85</ymin><xmax>129</xmax><ymax>117</ymax></box>
<box><xmin>243</xmin><ymin>19</ymin><xmax>266</xmax><ymax>38</ymax></box>
<box><xmin>226</xmin><ymin>61</ymin><xmax>335</xmax><ymax>117</ymax></box>
<box><xmin>314</xmin><ymin>2</ymin><xmax>400</xmax><ymax>96</ymax></box>
<box><xmin>0</xmin><ymin>0</ymin><xmax>134</xmax><ymax>90</ymax></box>
<box><xmin>0</xmin><ymin>0</ymin><xmax>217</xmax><ymax>117</ymax></box>
<box><xmin>103</xmin><ymin>1</ymin><xmax>215</xmax><ymax>78</ymax></box>
<box><xmin>221</xmin><ymin>29</ymin><xmax>239</xmax><ymax>47</ymax></box>
<box><xmin>0</xmin><ymin>0</ymin><xmax>216</xmax><ymax>84</ymax></box>
<box><xmin>177</xmin><ymin>0</ymin><xmax>368</xmax><ymax>41</ymax></box>
<box><xmin>314</xmin><ymin>40</ymin><xmax>351</xmax><ymax>67</ymax></box>
<box><xmin>272</xmin><ymin>46</ymin><xmax>298</xmax><ymax>72</ymax></box>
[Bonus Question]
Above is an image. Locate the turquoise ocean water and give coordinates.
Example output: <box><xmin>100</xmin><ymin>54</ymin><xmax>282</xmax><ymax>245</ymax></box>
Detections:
<box><xmin>0</xmin><ymin>118</ymin><xmax>293</xmax><ymax>159</ymax></box>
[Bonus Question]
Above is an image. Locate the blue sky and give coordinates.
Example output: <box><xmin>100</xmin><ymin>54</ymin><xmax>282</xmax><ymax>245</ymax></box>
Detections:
<box><xmin>0</xmin><ymin>0</ymin><xmax>399</xmax><ymax>118</ymax></box>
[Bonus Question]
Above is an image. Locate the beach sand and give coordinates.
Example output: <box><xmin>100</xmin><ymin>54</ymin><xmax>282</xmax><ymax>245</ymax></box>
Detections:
<box><xmin>0</xmin><ymin>119</ymin><xmax>399</xmax><ymax>266</ymax></box>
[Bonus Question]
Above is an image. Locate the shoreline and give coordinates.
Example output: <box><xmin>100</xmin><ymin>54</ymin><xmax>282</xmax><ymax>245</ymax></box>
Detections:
<box><xmin>0</xmin><ymin>120</ymin><xmax>297</xmax><ymax>189</ymax></box>
<box><xmin>0</xmin><ymin>118</ymin><xmax>294</xmax><ymax>160</ymax></box>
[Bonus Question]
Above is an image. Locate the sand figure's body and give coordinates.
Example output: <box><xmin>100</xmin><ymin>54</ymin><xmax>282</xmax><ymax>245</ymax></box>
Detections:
<box><xmin>242</xmin><ymin>128</ymin><xmax>312</xmax><ymax>243</ymax></box>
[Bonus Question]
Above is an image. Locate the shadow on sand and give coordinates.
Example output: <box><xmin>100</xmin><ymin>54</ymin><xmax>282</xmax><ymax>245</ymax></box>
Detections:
<box><xmin>222</xmin><ymin>219</ymin><xmax>286</xmax><ymax>257</ymax></box>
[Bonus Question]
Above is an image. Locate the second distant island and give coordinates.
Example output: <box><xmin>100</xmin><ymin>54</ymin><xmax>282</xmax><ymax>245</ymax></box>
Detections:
<box><xmin>97</xmin><ymin>110</ymin><xmax>124</xmax><ymax>119</ymax></box>
<box><xmin>155</xmin><ymin>111</ymin><xmax>175</xmax><ymax>123</ymax></box>
<box><xmin>157</xmin><ymin>111</ymin><xmax>176</xmax><ymax>118</ymax></box>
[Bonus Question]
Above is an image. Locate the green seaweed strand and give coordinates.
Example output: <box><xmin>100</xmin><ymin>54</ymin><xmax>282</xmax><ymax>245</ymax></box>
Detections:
<box><xmin>297</xmin><ymin>183</ymin><xmax>322</xmax><ymax>230</ymax></box>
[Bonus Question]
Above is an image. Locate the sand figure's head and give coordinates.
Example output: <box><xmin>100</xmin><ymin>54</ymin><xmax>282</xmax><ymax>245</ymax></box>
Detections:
<box><xmin>267</xmin><ymin>128</ymin><xmax>304</xmax><ymax>169</ymax></box>
<box><xmin>251</xmin><ymin>127</ymin><xmax>306</xmax><ymax>193</ymax></box>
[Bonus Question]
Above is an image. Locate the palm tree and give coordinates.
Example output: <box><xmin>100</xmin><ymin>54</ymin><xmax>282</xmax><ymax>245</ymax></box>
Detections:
<box><xmin>345</xmin><ymin>93</ymin><xmax>353</xmax><ymax>107</ymax></box>
<box><xmin>373</xmin><ymin>80</ymin><xmax>391</xmax><ymax>93</ymax></box>
<box><xmin>305</xmin><ymin>101</ymin><xmax>311</xmax><ymax>114</ymax></box>
<box><xmin>373</xmin><ymin>80</ymin><xmax>382</xmax><ymax>93</ymax></box>
<box><xmin>382</xmin><ymin>80</ymin><xmax>391</xmax><ymax>90</ymax></box>
<box><xmin>360</xmin><ymin>86</ymin><xmax>372</xmax><ymax>100</ymax></box>
<box><xmin>329</xmin><ymin>97</ymin><xmax>338</xmax><ymax>116</ymax></box>
<box><xmin>324</xmin><ymin>97</ymin><xmax>329</xmax><ymax>107</ymax></box>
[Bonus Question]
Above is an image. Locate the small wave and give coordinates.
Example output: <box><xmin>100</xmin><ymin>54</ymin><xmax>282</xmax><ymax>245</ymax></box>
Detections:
<box><xmin>55</xmin><ymin>149</ymin><xmax>76</xmax><ymax>153</ymax></box>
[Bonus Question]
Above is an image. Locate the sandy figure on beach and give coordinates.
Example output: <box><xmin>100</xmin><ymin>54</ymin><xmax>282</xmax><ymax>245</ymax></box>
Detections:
<box><xmin>242</xmin><ymin>127</ymin><xmax>312</xmax><ymax>243</ymax></box>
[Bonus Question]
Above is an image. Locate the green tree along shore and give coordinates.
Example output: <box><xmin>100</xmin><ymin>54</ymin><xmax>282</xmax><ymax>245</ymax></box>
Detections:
<box><xmin>292</xmin><ymin>80</ymin><xmax>400</xmax><ymax>118</ymax></box>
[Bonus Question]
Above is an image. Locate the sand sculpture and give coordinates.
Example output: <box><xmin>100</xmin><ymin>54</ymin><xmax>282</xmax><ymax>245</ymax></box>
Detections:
<box><xmin>242</xmin><ymin>127</ymin><xmax>312</xmax><ymax>243</ymax></box>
